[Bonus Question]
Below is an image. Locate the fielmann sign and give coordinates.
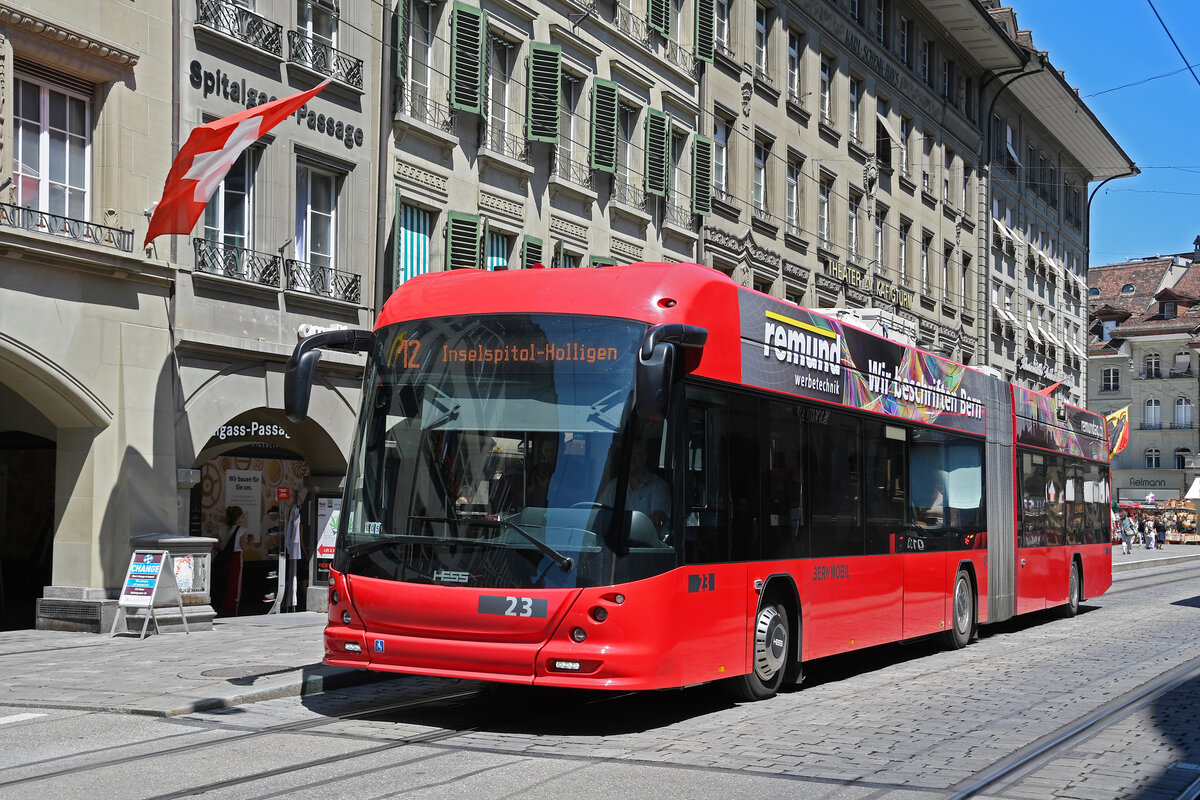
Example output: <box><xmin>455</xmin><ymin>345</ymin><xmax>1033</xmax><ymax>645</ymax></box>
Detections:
<box><xmin>737</xmin><ymin>289</ymin><xmax>988</xmax><ymax>437</ymax></box>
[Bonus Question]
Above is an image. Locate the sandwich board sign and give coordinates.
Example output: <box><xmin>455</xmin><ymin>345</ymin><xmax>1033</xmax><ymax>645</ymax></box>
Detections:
<box><xmin>109</xmin><ymin>550</ymin><xmax>190</xmax><ymax>639</ymax></box>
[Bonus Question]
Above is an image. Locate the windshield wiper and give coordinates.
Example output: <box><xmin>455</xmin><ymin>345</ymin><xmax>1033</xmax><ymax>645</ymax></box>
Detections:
<box><xmin>477</xmin><ymin>517</ymin><xmax>575</xmax><ymax>573</ymax></box>
<box><xmin>343</xmin><ymin>535</ymin><xmax>429</xmax><ymax>562</ymax></box>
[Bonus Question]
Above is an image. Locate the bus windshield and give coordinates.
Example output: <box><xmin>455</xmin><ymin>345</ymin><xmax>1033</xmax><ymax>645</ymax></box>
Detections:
<box><xmin>336</xmin><ymin>314</ymin><xmax>676</xmax><ymax>589</ymax></box>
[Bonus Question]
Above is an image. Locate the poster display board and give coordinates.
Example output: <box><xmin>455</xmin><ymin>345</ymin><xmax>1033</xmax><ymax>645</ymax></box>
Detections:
<box><xmin>315</xmin><ymin>497</ymin><xmax>340</xmax><ymax>584</ymax></box>
<box><xmin>109</xmin><ymin>550</ymin><xmax>190</xmax><ymax>639</ymax></box>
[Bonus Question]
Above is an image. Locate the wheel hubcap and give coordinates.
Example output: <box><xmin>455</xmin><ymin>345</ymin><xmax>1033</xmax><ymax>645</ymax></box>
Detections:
<box><xmin>954</xmin><ymin>577</ymin><xmax>971</xmax><ymax>634</ymax></box>
<box><xmin>753</xmin><ymin>606</ymin><xmax>787</xmax><ymax>681</ymax></box>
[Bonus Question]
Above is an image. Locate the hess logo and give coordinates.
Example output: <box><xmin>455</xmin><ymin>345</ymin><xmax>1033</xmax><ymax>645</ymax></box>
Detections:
<box><xmin>433</xmin><ymin>570</ymin><xmax>470</xmax><ymax>584</ymax></box>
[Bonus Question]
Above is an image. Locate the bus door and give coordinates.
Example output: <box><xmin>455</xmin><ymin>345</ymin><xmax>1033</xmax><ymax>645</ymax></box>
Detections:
<box><xmin>904</xmin><ymin>431</ymin><xmax>948</xmax><ymax>638</ymax></box>
<box><xmin>679</xmin><ymin>392</ymin><xmax>755</xmax><ymax>682</ymax></box>
<box><xmin>1016</xmin><ymin>452</ymin><xmax>1059</xmax><ymax>613</ymax></box>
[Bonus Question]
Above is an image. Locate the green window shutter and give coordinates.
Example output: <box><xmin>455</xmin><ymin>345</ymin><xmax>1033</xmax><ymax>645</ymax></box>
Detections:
<box><xmin>526</xmin><ymin>44</ymin><xmax>562</xmax><ymax>143</ymax></box>
<box><xmin>692</xmin><ymin>135</ymin><xmax>713</xmax><ymax>216</ymax></box>
<box><xmin>522</xmin><ymin>236</ymin><xmax>543</xmax><ymax>269</ymax></box>
<box><xmin>590</xmin><ymin>79</ymin><xmax>619</xmax><ymax>174</ymax></box>
<box><xmin>392</xmin><ymin>185</ymin><xmax>402</xmax><ymax>291</ymax></box>
<box><xmin>446</xmin><ymin>212</ymin><xmax>481</xmax><ymax>270</ymax></box>
<box><xmin>644</xmin><ymin>110</ymin><xmax>671</xmax><ymax>197</ymax></box>
<box><xmin>694</xmin><ymin>0</ymin><xmax>715</xmax><ymax>63</ymax></box>
<box><xmin>396</xmin><ymin>0</ymin><xmax>409</xmax><ymax>82</ymax></box>
<box><xmin>450</xmin><ymin>3</ymin><xmax>486</xmax><ymax>114</ymax></box>
<box><xmin>648</xmin><ymin>0</ymin><xmax>671</xmax><ymax>38</ymax></box>
<box><xmin>588</xmin><ymin>256</ymin><xmax>618</xmax><ymax>268</ymax></box>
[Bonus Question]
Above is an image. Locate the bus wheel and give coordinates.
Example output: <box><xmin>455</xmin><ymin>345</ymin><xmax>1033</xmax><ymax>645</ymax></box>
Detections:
<box><xmin>942</xmin><ymin>569</ymin><xmax>974</xmax><ymax>650</ymax></box>
<box><xmin>1061</xmin><ymin>563</ymin><xmax>1081</xmax><ymax>618</ymax></box>
<box><xmin>724</xmin><ymin>602</ymin><xmax>789</xmax><ymax>701</ymax></box>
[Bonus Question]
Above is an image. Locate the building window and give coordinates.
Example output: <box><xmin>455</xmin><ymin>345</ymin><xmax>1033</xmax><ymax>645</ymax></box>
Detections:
<box><xmin>395</xmin><ymin>202</ymin><xmax>432</xmax><ymax>287</ymax></box>
<box><xmin>486</xmin><ymin>36</ymin><xmax>515</xmax><ymax>150</ymax></box>
<box><xmin>1145</xmin><ymin>398</ymin><xmax>1161</xmax><ymax>430</ymax></box>
<box><xmin>919</xmin><ymin>38</ymin><xmax>930</xmax><ymax>84</ymax></box>
<box><xmin>819</xmin><ymin>55</ymin><xmax>832</xmax><ymax>122</ymax></box>
<box><xmin>14</xmin><ymin>75</ymin><xmax>91</xmax><ymax>219</ymax></box>
<box><xmin>1145</xmin><ymin>352</ymin><xmax>1161</xmax><ymax>379</ymax></box>
<box><xmin>753</xmin><ymin>140</ymin><xmax>768</xmax><ymax>213</ymax></box>
<box><xmin>786</xmin><ymin>156</ymin><xmax>803</xmax><ymax>235</ymax></box>
<box><xmin>898</xmin><ymin>116</ymin><xmax>910</xmax><ymax>176</ymax></box>
<box><xmin>899</xmin><ymin>16</ymin><xmax>911</xmax><ymax>66</ymax></box>
<box><xmin>1176</xmin><ymin>448</ymin><xmax>1191</xmax><ymax>469</ymax></box>
<box><xmin>713</xmin><ymin>115</ymin><xmax>730</xmax><ymax>199</ymax></box>
<box><xmin>755</xmin><ymin>4</ymin><xmax>769</xmax><ymax>76</ymax></box>
<box><xmin>296</xmin><ymin>163</ymin><xmax>337</xmax><ymax>271</ymax></box>
<box><xmin>1162</xmin><ymin>301</ymin><xmax>1177</xmax><ymax>320</ymax></box>
<box><xmin>1100</xmin><ymin>367</ymin><xmax>1119</xmax><ymax>392</ymax></box>
<box><xmin>787</xmin><ymin>30</ymin><xmax>803</xmax><ymax>101</ymax></box>
<box><xmin>920</xmin><ymin>232</ymin><xmax>931</xmax><ymax>291</ymax></box>
<box><xmin>873</xmin><ymin>207</ymin><xmax>885</xmax><ymax>270</ymax></box>
<box><xmin>1145</xmin><ymin>449</ymin><xmax>1160</xmax><ymax>469</ymax></box>
<box><xmin>297</xmin><ymin>0</ymin><xmax>337</xmax><ymax>48</ymax></box>
<box><xmin>875</xmin><ymin>0</ymin><xmax>888</xmax><ymax>45</ymax></box>
<box><xmin>818</xmin><ymin>175</ymin><xmax>832</xmax><ymax>245</ymax></box>
<box><xmin>942</xmin><ymin>243</ymin><xmax>953</xmax><ymax>298</ymax></box>
<box><xmin>898</xmin><ymin>220</ymin><xmax>910</xmax><ymax>282</ymax></box>
<box><xmin>486</xmin><ymin>228</ymin><xmax>511</xmax><ymax>270</ymax></box>
<box><xmin>848</xmin><ymin>77</ymin><xmax>862</xmax><ymax>142</ymax></box>
<box><xmin>404</xmin><ymin>0</ymin><xmax>434</xmax><ymax>111</ymax></box>
<box><xmin>203</xmin><ymin>149</ymin><xmax>254</xmax><ymax>250</ymax></box>
<box><xmin>715</xmin><ymin>0</ymin><xmax>731</xmax><ymax>52</ymax></box>
<box><xmin>1177</xmin><ymin>398</ymin><xmax>1192</xmax><ymax>430</ymax></box>
<box><xmin>847</xmin><ymin>191</ymin><xmax>861</xmax><ymax>257</ymax></box>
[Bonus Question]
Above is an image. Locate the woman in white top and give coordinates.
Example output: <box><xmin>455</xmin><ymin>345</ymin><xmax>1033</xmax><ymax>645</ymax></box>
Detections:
<box><xmin>218</xmin><ymin>506</ymin><xmax>252</xmax><ymax>616</ymax></box>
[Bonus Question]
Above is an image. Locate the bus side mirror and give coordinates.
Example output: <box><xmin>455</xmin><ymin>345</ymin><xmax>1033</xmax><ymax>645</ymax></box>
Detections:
<box><xmin>635</xmin><ymin>323</ymin><xmax>707</xmax><ymax>423</ymax></box>
<box><xmin>285</xmin><ymin>328</ymin><xmax>373</xmax><ymax>422</ymax></box>
<box><xmin>636</xmin><ymin>342</ymin><xmax>675</xmax><ymax>423</ymax></box>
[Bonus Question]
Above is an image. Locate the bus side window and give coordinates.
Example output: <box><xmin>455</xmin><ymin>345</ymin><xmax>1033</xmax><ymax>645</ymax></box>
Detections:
<box><xmin>685</xmin><ymin>390</ymin><xmax>730</xmax><ymax>564</ymax></box>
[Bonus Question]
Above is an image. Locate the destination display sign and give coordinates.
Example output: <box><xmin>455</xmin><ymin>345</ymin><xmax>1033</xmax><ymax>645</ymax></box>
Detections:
<box><xmin>737</xmin><ymin>289</ymin><xmax>988</xmax><ymax>436</ymax></box>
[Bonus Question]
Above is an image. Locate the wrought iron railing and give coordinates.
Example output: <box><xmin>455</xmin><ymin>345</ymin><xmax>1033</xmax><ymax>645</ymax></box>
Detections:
<box><xmin>665</xmin><ymin>199</ymin><xmax>697</xmax><ymax>229</ymax></box>
<box><xmin>552</xmin><ymin>150</ymin><xmax>594</xmax><ymax>190</ymax></box>
<box><xmin>481</xmin><ymin>125</ymin><xmax>531</xmax><ymax>162</ymax></box>
<box><xmin>193</xmin><ymin>238</ymin><xmax>281</xmax><ymax>286</ymax></box>
<box><xmin>196</xmin><ymin>0</ymin><xmax>282</xmax><ymax>57</ymax></box>
<box><xmin>613</xmin><ymin>5</ymin><xmax>651</xmax><ymax>46</ymax></box>
<box><xmin>665</xmin><ymin>39</ymin><xmax>696</xmax><ymax>74</ymax></box>
<box><xmin>287</xmin><ymin>31</ymin><xmax>364</xmax><ymax>90</ymax></box>
<box><xmin>613</xmin><ymin>175</ymin><xmax>646</xmax><ymax>211</ymax></box>
<box><xmin>285</xmin><ymin>258</ymin><xmax>361</xmax><ymax>303</ymax></box>
<box><xmin>0</xmin><ymin>202</ymin><xmax>133</xmax><ymax>252</ymax></box>
<box><xmin>398</xmin><ymin>89</ymin><xmax>455</xmax><ymax>131</ymax></box>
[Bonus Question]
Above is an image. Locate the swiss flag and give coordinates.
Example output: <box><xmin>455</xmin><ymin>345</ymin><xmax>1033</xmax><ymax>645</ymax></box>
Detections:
<box><xmin>143</xmin><ymin>80</ymin><xmax>330</xmax><ymax>248</ymax></box>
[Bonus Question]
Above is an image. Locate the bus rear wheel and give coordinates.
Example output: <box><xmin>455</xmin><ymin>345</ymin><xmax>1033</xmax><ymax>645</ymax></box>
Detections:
<box><xmin>942</xmin><ymin>569</ymin><xmax>974</xmax><ymax>650</ymax></box>
<box><xmin>1061</xmin><ymin>562</ymin><xmax>1081</xmax><ymax>618</ymax></box>
<box><xmin>724</xmin><ymin>602</ymin><xmax>789</xmax><ymax>701</ymax></box>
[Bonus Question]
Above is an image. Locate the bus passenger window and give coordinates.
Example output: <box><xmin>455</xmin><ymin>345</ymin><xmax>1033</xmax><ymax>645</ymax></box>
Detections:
<box><xmin>684</xmin><ymin>389</ymin><xmax>731</xmax><ymax>564</ymax></box>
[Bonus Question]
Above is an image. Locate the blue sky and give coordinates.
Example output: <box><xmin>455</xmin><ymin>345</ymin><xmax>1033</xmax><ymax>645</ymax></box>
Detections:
<box><xmin>1007</xmin><ymin>0</ymin><xmax>1198</xmax><ymax>267</ymax></box>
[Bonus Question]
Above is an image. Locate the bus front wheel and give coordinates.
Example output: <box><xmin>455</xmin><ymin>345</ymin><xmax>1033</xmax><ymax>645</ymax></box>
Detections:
<box><xmin>1061</xmin><ymin>562</ymin><xmax>1081</xmax><ymax>618</ymax></box>
<box><xmin>724</xmin><ymin>602</ymin><xmax>789</xmax><ymax>701</ymax></box>
<box><xmin>942</xmin><ymin>569</ymin><xmax>975</xmax><ymax>650</ymax></box>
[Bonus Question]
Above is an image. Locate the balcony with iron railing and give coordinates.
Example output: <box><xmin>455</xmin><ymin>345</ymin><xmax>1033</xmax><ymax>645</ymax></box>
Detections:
<box><xmin>0</xmin><ymin>202</ymin><xmax>133</xmax><ymax>252</ymax></box>
<box><xmin>665</xmin><ymin>39</ymin><xmax>696</xmax><ymax>74</ymax></box>
<box><xmin>196</xmin><ymin>0</ymin><xmax>283</xmax><ymax>57</ymax></box>
<box><xmin>285</xmin><ymin>259</ymin><xmax>361</xmax><ymax>303</ymax></box>
<box><xmin>193</xmin><ymin>238</ymin><xmax>281</xmax><ymax>287</ymax></box>
<box><xmin>287</xmin><ymin>31</ymin><xmax>363</xmax><ymax>90</ymax></box>
<box><xmin>551</xmin><ymin>149</ymin><xmax>594</xmax><ymax>192</ymax></box>
<box><xmin>397</xmin><ymin>89</ymin><xmax>455</xmax><ymax>131</ymax></box>
<box><xmin>665</xmin><ymin>198</ymin><xmax>697</xmax><ymax>230</ymax></box>
<box><xmin>612</xmin><ymin>174</ymin><xmax>647</xmax><ymax>212</ymax></box>
<box><xmin>613</xmin><ymin>5</ymin><xmax>652</xmax><ymax>47</ymax></box>
<box><xmin>481</xmin><ymin>123</ymin><xmax>531</xmax><ymax>163</ymax></box>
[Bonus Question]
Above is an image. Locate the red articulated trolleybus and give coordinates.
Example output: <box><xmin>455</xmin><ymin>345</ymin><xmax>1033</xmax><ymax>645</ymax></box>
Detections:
<box><xmin>284</xmin><ymin>262</ymin><xmax>1111</xmax><ymax>700</ymax></box>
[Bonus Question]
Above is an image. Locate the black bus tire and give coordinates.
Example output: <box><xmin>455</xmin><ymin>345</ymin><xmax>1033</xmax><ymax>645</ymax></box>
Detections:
<box><xmin>942</xmin><ymin>568</ymin><xmax>974</xmax><ymax>650</ymax></box>
<box><xmin>1061</xmin><ymin>562</ymin><xmax>1081</xmax><ymax>618</ymax></box>
<box><xmin>723</xmin><ymin>602</ymin><xmax>789</xmax><ymax>701</ymax></box>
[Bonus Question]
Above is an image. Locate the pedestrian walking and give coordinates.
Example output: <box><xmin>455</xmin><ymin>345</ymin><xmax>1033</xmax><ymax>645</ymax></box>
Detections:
<box><xmin>1119</xmin><ymin>510</ymin><xmax>1135</xmax><ymax>555</ymax></box>
<box><xmin>1155</xmin><ymin>515</ymin><xmax>1166</xmax><ymax>549</ymax></box>
<box><xmin>1146</xmin><ymin>515</ymin><xmax>1157</xmax><ymax>550</ymax></box>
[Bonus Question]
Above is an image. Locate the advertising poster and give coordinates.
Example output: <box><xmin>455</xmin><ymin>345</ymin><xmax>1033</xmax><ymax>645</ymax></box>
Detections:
<box><xmin>225</xmin><ymin>470</ymin><xmax>263</xmax><ymax>556</ymax></box>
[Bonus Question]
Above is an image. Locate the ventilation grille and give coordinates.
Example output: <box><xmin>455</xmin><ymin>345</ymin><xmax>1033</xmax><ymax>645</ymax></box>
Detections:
<box><xmin>37</xmin><ymin>600</ymin><xmax>102</xmax><ymax>622</ymax></box>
